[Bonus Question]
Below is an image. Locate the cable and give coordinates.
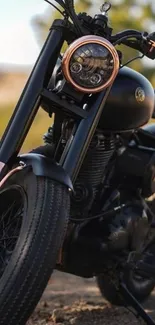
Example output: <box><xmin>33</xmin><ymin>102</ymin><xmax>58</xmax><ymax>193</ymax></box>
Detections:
<box><xmin>69</xmin><ymin>205</ymin><xmax>126</xmax><ymax>223</ymax></box>
<box><xmin>65</xmin><ymin>0</ymin><xmax>83</xmax><ymax>35</ymax></box>
<box><xmin>44</xmin><ymin>0</ymin><xmax>66</xmax><ymax>16</ymax></box>
<box><xmin>120</xmin><ymin>54</ymin><xmax>144</xmax><ymax>68</ymax></box>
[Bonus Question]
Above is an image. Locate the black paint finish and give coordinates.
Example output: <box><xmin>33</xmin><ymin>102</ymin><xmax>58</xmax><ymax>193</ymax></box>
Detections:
<box><xmin>98</xmin><ymin>67</ymin><xmax>154</xmax><ymax>131</ymax></box>
<box><xmin>19</xmin><ymin>153</ymin><xmax>73</xmax><ymax>190</ymax></box>
<box><xmin>62</xmin><ymin>88</ymin><xmax>112</xmax><ymax>182</ymax></box>
<box><xmin>0</xmin><ymin>22</ymin><xmax>65</xmax><ymax>166</ymax></box>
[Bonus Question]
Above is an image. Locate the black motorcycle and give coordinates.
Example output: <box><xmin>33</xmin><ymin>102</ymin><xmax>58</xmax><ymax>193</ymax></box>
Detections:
<box><xmin>1</xmin><ymin>1</ymin><xmax>155</xmax><ymax>324</ymax></box>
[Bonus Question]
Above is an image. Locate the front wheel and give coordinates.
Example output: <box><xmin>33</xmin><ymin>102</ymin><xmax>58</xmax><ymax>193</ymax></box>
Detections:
<box><xmin>0</xmin><ymin>167</ymin><xmax>70</xmax><ymax>325</ymax></box>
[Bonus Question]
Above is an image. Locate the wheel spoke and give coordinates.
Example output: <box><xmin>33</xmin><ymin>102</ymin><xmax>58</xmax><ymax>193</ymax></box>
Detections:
<box><xmin>0</xmin><ymin>187</ymin><xmax>24</xmax><ymax>278</ymax></box>
<box><xmin>0</xmin><ymin>201</ymin><xmax>16</xmax><ymax>228</ymax></box>
<box><xmin>3</xmin><ymin>208</ymin><xmax>23</xmax><ymax>234</ymax></box>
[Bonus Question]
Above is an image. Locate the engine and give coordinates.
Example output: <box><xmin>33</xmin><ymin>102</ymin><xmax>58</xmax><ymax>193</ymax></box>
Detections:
<box><xmin>71</xmin><ymin>130</ymin><xmax>115</xmax><ymax>218</ymax></box>
<box><xmin>43</xmin><ymin>119</ymin><xmax>155</xmax><ymax>275</ymax></box>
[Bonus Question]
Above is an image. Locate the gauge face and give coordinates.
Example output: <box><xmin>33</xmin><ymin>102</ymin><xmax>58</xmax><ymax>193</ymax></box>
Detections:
<box><xmin>62</xmin><ymin>36</ymin><xmax>120</xmax><ymax>93</ymax></box>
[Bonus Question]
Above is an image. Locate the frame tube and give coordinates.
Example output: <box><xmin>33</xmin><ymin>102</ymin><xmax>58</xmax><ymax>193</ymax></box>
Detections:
<box><xmin>62</xmin><ymin>87</ymin><xmax>112</xmax><ymax>182</ymax></box>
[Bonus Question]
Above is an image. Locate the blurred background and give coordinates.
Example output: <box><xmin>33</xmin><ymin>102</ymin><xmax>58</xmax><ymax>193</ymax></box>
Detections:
<box><xmin>0</xmin><ymin>0</ymin><xmax>155</xmax><ymax>152</ymax></box>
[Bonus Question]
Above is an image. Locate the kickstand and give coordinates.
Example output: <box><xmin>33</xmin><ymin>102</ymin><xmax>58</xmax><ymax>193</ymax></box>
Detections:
<box><xmin>119</xmin><ymin>281</ymin><xmax>155</xmax><ymax>325</ymax></box>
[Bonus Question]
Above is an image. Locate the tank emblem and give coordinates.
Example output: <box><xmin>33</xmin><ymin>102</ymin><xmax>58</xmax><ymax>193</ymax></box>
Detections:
<box><xmin>135</xmin><ymin>87</ymin><xmax>145</xmax><ymax>103</ymax></box>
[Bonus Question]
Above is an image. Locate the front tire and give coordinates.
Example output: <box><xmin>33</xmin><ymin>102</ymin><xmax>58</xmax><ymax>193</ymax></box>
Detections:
<box><xmin>0</xmin><ymin>167</ymin><xmax>69</xmax><ymax>325</ymax></box>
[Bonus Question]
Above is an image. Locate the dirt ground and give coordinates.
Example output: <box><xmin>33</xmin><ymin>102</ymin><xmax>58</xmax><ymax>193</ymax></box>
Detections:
<box><xmin>27</xmin><ymin>270</ymin><xmax>155</xmax><ymax>325</ymax></box>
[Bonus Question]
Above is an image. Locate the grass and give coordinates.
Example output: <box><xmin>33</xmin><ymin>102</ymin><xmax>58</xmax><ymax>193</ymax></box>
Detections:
<box><xmin>0</xmin><ymin>103</ymin><xmax>53</xmax><ymax>153</ymax></box>
<box><xmin>0</xmin><ymin>103</ymin><xmax>155</xmax><ymax>154</ymax></box>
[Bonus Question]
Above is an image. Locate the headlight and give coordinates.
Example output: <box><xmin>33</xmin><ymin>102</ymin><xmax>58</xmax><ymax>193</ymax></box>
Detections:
<box><xmin>62</xmin><ymin>35</ymin><xmax>119</xmax><ymax>94</ymax></box>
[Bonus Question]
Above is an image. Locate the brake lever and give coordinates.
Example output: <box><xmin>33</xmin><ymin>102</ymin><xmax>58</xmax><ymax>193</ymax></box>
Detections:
<box><xmin>146</xmin><ymin>32</ymin><xmax>155</xmax><ymax>59</ymax></box>
<box><xmin>121</xmin><ymin>32</ymin><xmax>155</xmax><ymax>60</ymax></box>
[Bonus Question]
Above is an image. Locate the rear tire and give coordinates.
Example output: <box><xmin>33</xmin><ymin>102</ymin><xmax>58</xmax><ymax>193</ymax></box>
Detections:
<box><xmin>97</xmin><ymin>271</ymin><xmax>155</xmax><ymax>306</ymax></box>
<box><xmin>0</xmin><ymin>167</ymin><xmax>70</xmax><ymax>325</ymax></box>
<box><xmin>97</xmin><ymin>196</ymin><xmax>155</xmax><ymax>306</ymax></box>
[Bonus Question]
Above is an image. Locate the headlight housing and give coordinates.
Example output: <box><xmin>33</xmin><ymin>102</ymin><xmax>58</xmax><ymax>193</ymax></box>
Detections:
<box><xmin>62</xmin><ymin>35</ymin><xmax>120</xmax><ymax>94</ymax></box>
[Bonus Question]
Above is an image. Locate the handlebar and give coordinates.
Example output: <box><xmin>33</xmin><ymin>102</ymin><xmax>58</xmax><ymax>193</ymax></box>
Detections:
<box><xmin>47</xmin><ymin>0</ymin><xmax>155</xmax><ymax>60</ymax></box>
<box><xmin>111</xmin><ymin>30</ymin><xmax>142</xmax><ymax>42</ymax></box>
<box><xmin>110</xmin><ymin>29</ymin><xmax>155</xmax><ymax>60</ymax></box>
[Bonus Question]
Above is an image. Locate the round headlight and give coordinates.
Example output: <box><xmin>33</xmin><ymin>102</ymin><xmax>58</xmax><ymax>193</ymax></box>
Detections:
<box><xmin>62</xmin><ymin>35</ymin><xmax>120</xmax><ymax>94</ymax></box>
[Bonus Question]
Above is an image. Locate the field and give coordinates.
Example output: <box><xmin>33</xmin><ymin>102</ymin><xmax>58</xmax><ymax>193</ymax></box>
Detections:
<box><xmin>27</xmin><ymin>270</ymin><xmax>155</xmax><ymax>325</ymax></box>
<box><xmin>0</xmin><ymin>70</ymin><xmax>155</xmax><ymax>153</ymax></box>
<box><xmin>0</xmin><ymin>71</ymin><xmax>52</xmax><ymax>152</ymax></box>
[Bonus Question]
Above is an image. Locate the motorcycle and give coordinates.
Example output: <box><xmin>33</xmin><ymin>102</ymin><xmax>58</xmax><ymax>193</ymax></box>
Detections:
<box><xmin>1</xmin><ymin>0</ymin><xmax>155</xmax><ymax>324</ymax></box>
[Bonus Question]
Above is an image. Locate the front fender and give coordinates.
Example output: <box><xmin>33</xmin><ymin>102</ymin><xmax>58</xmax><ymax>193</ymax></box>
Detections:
<box><xmin>18</xmin><ymin>153</ymin><xmax>73</xmax><ymax>190</ymax></box>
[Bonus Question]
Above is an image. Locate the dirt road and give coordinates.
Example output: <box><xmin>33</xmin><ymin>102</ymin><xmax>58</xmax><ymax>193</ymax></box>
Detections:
<box><xmin>28</xmin><ymin>271</ymin><xmax>155</xmax><ymax>325</ymax></box>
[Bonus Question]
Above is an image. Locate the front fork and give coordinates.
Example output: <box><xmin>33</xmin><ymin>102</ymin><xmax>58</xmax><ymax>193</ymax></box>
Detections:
<box><xmin>0</xmin><ymin>19</ymin><xmax>112</xmax><ymax>183</ymax></box>
<box><xmin>0</xmin><ymin>21</ymin><xmax>65</xmax><ymax>177</ymax></box>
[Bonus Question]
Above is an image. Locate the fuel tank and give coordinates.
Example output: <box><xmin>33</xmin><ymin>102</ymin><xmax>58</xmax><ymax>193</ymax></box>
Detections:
<box><xmin>98</xmin><ymin>67</ymin><xmax>154</xmax><ymax>132</ymax></box>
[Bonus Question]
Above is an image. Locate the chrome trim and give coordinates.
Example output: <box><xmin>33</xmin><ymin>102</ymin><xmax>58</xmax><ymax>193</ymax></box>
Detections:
<box><xmin>0</xmin><ymin>166</ymin><xmax>24</xmax><ymax>188</ymax></box>
<box><xmin>0</xmin><ymin>162</ymin><xmax>5</xmax><ymax>173</ymax></box>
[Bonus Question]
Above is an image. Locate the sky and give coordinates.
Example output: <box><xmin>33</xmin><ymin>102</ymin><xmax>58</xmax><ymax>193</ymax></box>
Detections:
<box><xmin>0</xmin><ymin>0</ymin><xmax>49</xmax><ymax>68</ymax></box>
<box><xmin>0</xmin><ymin>0</ymin><xmax>154</xmax><ymax>70</ymax></box>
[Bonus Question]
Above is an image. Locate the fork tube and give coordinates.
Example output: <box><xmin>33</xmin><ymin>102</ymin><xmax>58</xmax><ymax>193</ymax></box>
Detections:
<box><xmin>62</xmin><ymin>87</ymin><xmax>112</xmax><ymax>183</ymax></box>
<box><xmin>0</xmin><ymin>21</ymin><xmax>65</xmax><ymax>167</ymax></box>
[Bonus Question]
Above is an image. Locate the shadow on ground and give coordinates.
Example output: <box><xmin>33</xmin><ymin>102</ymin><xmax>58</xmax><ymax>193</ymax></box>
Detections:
<box><xmin>27</xmin><ymin>271</ymin><xmax>155</xmax><ymax>325</ymax></box>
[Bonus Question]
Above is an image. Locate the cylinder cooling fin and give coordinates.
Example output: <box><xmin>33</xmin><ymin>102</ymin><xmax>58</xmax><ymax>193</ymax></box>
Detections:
<box><xmin>71</xmin><ymin>131</ymin><xmax>115</xmax><ymax>215</ymax></box>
